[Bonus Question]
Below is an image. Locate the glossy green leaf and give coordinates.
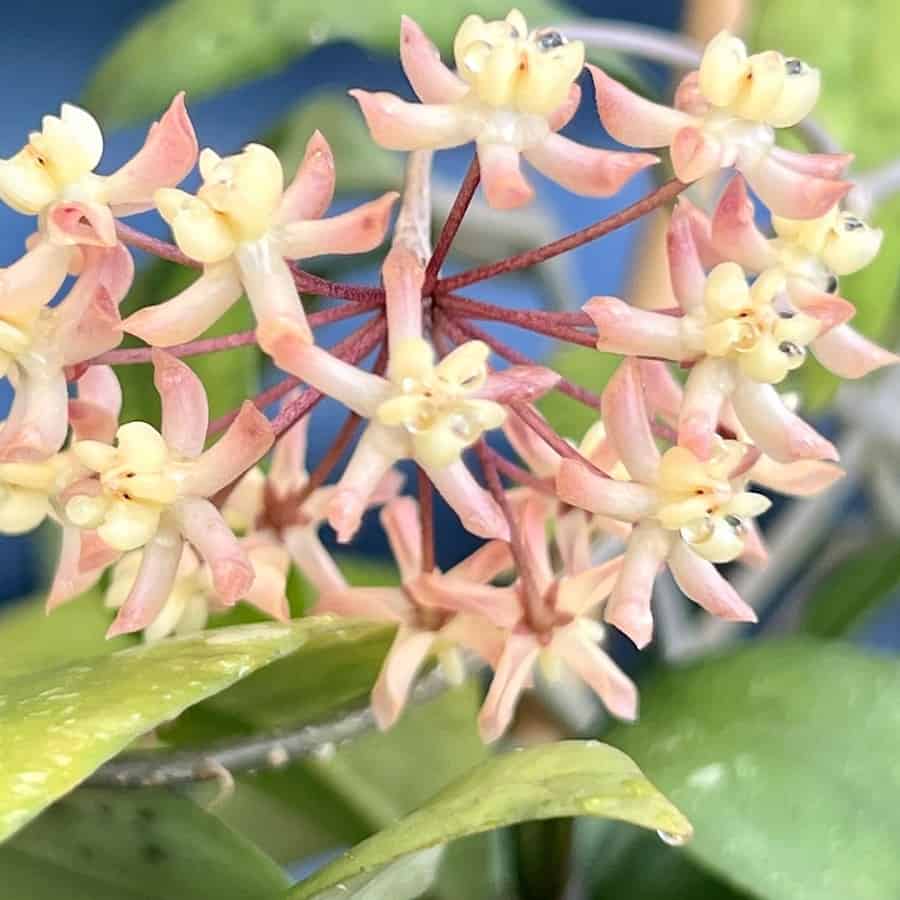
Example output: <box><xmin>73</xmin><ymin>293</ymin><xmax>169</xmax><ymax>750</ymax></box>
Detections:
<box><xmin>754</xmin><ymin>3</ymin><xmax>900</xmax><ymax>408</ymax></box>
<box><xmin>317</xmin><ymin>848</ymin><xmax>444</xmax><ymax>900</ymax></box>
<box><xmin>0</xmin><ymin>786</ymin><xmax>288</xmax><ymax>899</ymax></box>
<box><xmin>0</xmin><ymin>589</ymin><xmax>135</xmax><ymax>681</ymax></box>
<box><xmin>0</xmin><ymin>618</ymin><xmax>349</xmax><ymax>843</ymax></box>
<box><xmin>289</xmin><ymin>740</ymin><xmax>691</xmax><ymax>899</ymax></box>
<box><xmin>610</xmin><ymin>640</ymin><xmax>900</xmax><ymax>900</ymax></box>
<box><xmin>83</xmin><ymin>0</ymin><xmax>572</xmax><ymax>126</ymax></box>
<box><xmin>801</xmin><ymin>541</ymin><xmax>900</xmax><ymax>637</ymax></box>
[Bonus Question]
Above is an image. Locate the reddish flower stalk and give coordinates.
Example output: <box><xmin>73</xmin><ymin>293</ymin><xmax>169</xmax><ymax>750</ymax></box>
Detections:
<box><xmin>436</xmin><ymin>178</ymin><xmax>688</xmax><ymax>293</ymax></box>
<box><xmin>438</xmin><ymin>293</ymin><xmax>593</xmax><ymax>327</ymax></box>
<box><xmin>291</xmin><ymin>267</ymin><xmax>387</xmax><ymax>304</ymax></box>
<box><xmin>207</xmin><ymin>376</ymin><xmax>301</xmax><ymax>436</ymax></box>
<box><xmin>487</xmin><ymin>448</ymin><xmax>557</xmax><ymax>496</ymax></box>
<box><xmin>116</xmin><ymin>221</ymin><xmax>197</xmax><ymax>268</ymax></box>
<box><xmin>417</xmin><ymin>466</ymin><xmax>436</xmax><ymax>573</ymax></box>
<box><xmin>423</xmin><ymin>155</ymin><xmax>481</xmax><ymax>293</ymax></box>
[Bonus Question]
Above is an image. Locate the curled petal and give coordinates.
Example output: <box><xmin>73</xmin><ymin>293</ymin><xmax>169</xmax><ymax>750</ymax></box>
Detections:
<box><xmin>175</xmin><ymin>497</ymin><xmax>253</xmax><ymax>604</ymax></box>
<box><xmin>102</xmin><ymin>93</ymin><xmax>199</xmax><ymax>213</ymax></box>
<box><xmin>152</xmin><ymin>350</ymin><xmax>209</xmax><ymax>459</ymax></box>
<box><xmin>601</xmin><ymin>359</ymin><xmax>660</xmax><ymax>484</ymax></box>
<box><xmin>69</xmin><ymin>365</ymin><xmax>121</xmax><ymax>443</ymax></box>
<box><xmin>584</xmin><ymin>296</ymin><xmax>687</xmax><ymax>360</ymax></box>
<box><xmin>731</xmin><ymin>377</ymin><xmax>839</xmax><ymax>462</ymax></box>
<box><xmin>739</xmin><ymin>520</ymin><xmax>769</xmax><ymax>568</ymax></box>
<box><xmin>666</xmin><ymin>208</ymin><xmax>709</xmax><ymax>311</ymax></box>
<box><xmin>710</xmin><ymin>176</ymin><xmax>779</xmax><ymax>271</ymax></box>
<box><xmin>380</xmin><ymin>496</ymin><xmax>423</xmax><ymax>583</ymax></box>
<box><xmin>557</xmin><ymin>554</ymin><xmax>625</xmax><ymax>617</ymax></box>
<box><xmin>547</xmin><ymin>84</ymin><xmax>583</xmax><ymax>132</ymax></box>
<box><xmin>478</xmin><ymin>365</ymin><xmax>560</xmax><ymax>405</ymax></box>
<box><xmin>769</xmin><ymin>146</ymin><xmax>853</xmax><ymax>180</ymax></box>
<box><xmin>671</xmin><ymin>126</ymin><xmax>723</xmax><ymax>183</ymax></box>
<box><xmin>278</xmin><ymin>130</ymin><xmax>336</xmax><ymax>224</ymax></box>
<box><xmin>605</xmin><ymin>524</ymin><xmax>671</xmax><ymax>648</ymax></box>
<box><xmin>107</xmin><ymin>526</ymin><xmax>183</xmax><ymax>637</ymax></box>
<box><xmin>749</xmin><ymin>455</ymin><xmax>844</xmax><ymax>496</ymax></box>
<box><xmin>182</xmin><ymin>402</ymin><xmax>274</xmax><ymax>496</ymax></box>
<box><xmin>503</xmin><ymin>410</ymin><xmax>560</xmax><ymax>477</ymax></box>
<box><xmin>553</xmin><ymin>628</ymin><xmax>637</xmax><ymax>721</ymax></box>
<box><xmin>47</xmin><ymin>527</ymin><xmax>117</xmax><ymax>612</ymax></box>
<box><xmin>318</xmin><ymin>585</ymin><xmax>409</xmax><ymax>622</ymax></box>
<box><xmin>0</xmin><ymin>365</ymin><xmax>68</xmax><ymax>459</ymax></box>
<box><xmin>284</xmin><ymin>527</ymin><xmax>347</xmax><ymax>595</ymax></box>
<box><xmin>269</xmin><ymin>405</ymin><xmax>309</xmax><ymax>489</ymax></box>
<box><xmin>667</xmin><ymin>541</ymin><xmax>757</xmax><ymax>622</ymax></box>
<box><xmin>523</xmin><ymin>133</ymin><xmax>657</xmax><ymax>198</ymax></box>
<box><xmin>0</xmin><ymin>240</ymin><xmax>69</xmax><ymax>320</ymax></box>
<box><xmin>811</xmin><ymin>325</ymin><xmax>900</xmax><ymax>378</ymax></box>
<box><xmin>372</xmin><ymin>626</ymin><xmax>436</xmax><ymax>731</ymax></box>
<box><xmin>124</xmin><ymin>264</ymin><xmax>243</xmax><ymax>347</ymax></box>
<box><xmin>678</xmin><ymin>358</ymin><xmax>736</xmax><ymax>460</ymax></box>
<box><xmin>477</xmin><ymin>142</ymin><xmax>534</xmax><ymax>210</ymax></box>
<box><xmin>383</xmin><ymin>245</ymin><xmax>425</xmax><ymax>351</ymax></box>
<box><xmin>446</xmin><ymin>539</ymin><xmax>513</xmax><ymax>583</ymax></box>
<box><xmin>400</xmin><ymin>15</ymin><xmax>468</xmax><ymax>104</ymax></box>
<box><xmin>674</xmin><ymin>196</ymin><xmax>723</xmax><ymax>269</ymax></box>
<box><xmin>639</xmin><ymin>359</ymin><xmax>683</xmax><ymax>426</ymax></box>
<box><xmin>414</xmin><ymin>575</ymin><xmax>520</xmax><ymax>629</ymax></box>
<box><xmin>350</xmin><ymin>89</ymin><xmax>476</xmax><ymax>151</ymax></box>
<box><xmin>277</xmin><ymin>192</ymin><xmax>398</xmax><ymax>260</ymax></box>
<box><xmin>424</xmin><ymin>458</ymin><xmax>510</xmax><ymax>541</ymax></box>
<box><xmin>556</xmin><ymin>459</ymin><xmax>656</xmax><ymax>522</ymax></box>
<box><xmin>741</xmin><ymin>154</ymin><xmax>850</xmax><ymax>219</ymax></box>
<box><xmin>243</xmin><ymin>541</ymin><xmax>290</xmax><ymax>621</ymax></box>
<box><xmin>45</xmin><ymin>200</ymin><xmax>117</xmax><ymax>247</ymax></box>
<box><xmin>478</xmin><ymin>631</ymin><xmax>540</xmax><ymax>743</ymax></box>
<box><xmin>588</xmin><ymin>64</ymin><xmax>693</xmax><ymax>148</ymax></box>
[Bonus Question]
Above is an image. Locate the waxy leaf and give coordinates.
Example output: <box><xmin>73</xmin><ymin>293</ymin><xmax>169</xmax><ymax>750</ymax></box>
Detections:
<box><xmin>0</xmin><ymin>618</ymin><xmax>360</xmax><ymax>843</ymax></box>
<box><xmin>610</xmin><ymin>640</ymin><xmax>900</xmax><ymax>900</ymax></box>
<box><xmin>289</xmin><ymin>740</ymin><xmax>691</xmax><ymax>899</ymax></box>
<box><xmin>0</xmin><ymin>786</ymin><xmax>288</xmax><ymax>899</ymax></box>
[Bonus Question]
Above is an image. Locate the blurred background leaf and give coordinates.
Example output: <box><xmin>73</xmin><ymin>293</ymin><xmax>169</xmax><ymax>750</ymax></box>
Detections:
<box><xmin>610</xmin><ymin>639</ymin><xmax>900</xmax><ymax>900</ymax></box>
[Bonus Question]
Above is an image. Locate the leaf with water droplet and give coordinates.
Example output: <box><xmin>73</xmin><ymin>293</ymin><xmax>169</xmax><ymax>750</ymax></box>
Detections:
<box><xmin>288</xmin><ymin>741</ymin><xmax>691</xmax><ymax>899</ymax></box>
<box><xmin>0</xmin><ymin>785</ymin><xmax>288</xmax><ymax>899</ymax></box>
<box><xmin>0</xmin><ymin>618</ymin><xmax>374</xmax><ymax>843</ymax></box>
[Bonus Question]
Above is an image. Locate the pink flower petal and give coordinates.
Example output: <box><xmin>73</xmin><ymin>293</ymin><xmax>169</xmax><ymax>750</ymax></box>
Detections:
<box><xmin>478</xmin><ymin>365</ymin><xmax>560</xmax><ymax>405</ymax></box>
<box><xmin>477</xmin><ymin>142</ymin><xmax>534</xmax><ymax>210</ymax></box>
<box><xmin>742</xmin><ymin>154</ymin><xmax>850</xmax><ymax>219</ymax></box>
<box><xmin>46</xmin><ymin>527</ymin><xmax>117</xmax><ymax>612</ymax></box>
<box><xmin>107</xmin><ymin>527</ymin><xmax>184</xmax><ymax>637</ymax></box>
<box><xmin>710</xmin><ymin>176</ymin><xmax>778</xmax><ymax>272</ymax></box>
<box><xmin>606</xmin><ymin>524</ymin><xmax>672</xmax><ymax>648</ymax></box>
<box><xmin>503</xmin><ymin>411</ymin><xmax>561</xmax><ymax>477</ymax></box>
<box><xmin>671</xmin><ymin>126</ymin><xmax>723</xmax><ymax>183</ymax></box>
<box><xmin>666</xmin><ymin>206</ymin><xmax>709</xmax><ymax>311</ymax></box>
<box><xmin>283</xmin><ymin>527</ymin><xmax>347</xmax><ymax>594</ymax></box>
<box><xmin>350</xmin><ymin>89</ymin><xmax>476</xmax><ymax>150</ymax></box>
<box><xmin>0</xmin><ymin>365</ymin><xmax>69</xmax><ymax>459</ymax></box>
<box><xmin>553</xmin><ymin>628</ymin><xmax>638</xmax><ymax>721</ymax></box>
<box><xmin>269</xmin><ymin>402</ymin><xmax>309</xmax><ymax>488</ymax></box>
<box><xmin>124</xmin><ymin>264</ymin><xmax>244</xmax><ymax>347</ymax></box>
<box><xmin>750</xmin><ymin>455</ymin><xmax>844</xmax><ymax>496</ymax></box>
<box><xmin>524</xmin><ymin>133</ymin><xmax>658</xmax><ymax>198</ymax></box>
<box><xmin>584</xmin><ymin>296</ymin><xmax>687</xmax><ymax>359</ymax></box>
<box><xmin>0</xmin><ymin>239</ymin><xmax>69</xmax><ymax>320</ymax></box>
<box><xmin>556</xmin><ymin>459</ymin><xmax>656</xmax><ymax>521</ymax></box>
<box><xmin>372</xmin><ymin>626</ymin><xmax>436</xmax><ymax>730</ymax></box>
<box><xmin>278</xmin><ymin>130</ymin><xmax>336</xmax><ymax>224</ymax></box>
<box><xmin>769</xmin><ymin>146</ymin><xmax>854</xmax><ymax>180</ymax></box>
<box><xmin>521</xmin><ymin>494</ymin><xmax>554</xmax><ymax>592</ymax></box>
<box><xmin>277</xmin><ymin>192</ymin><xmax>398</xmax><ymax>259</ymax></box>
<box><xmin>413</xmin><ymin>574</ymin><xmax>520</xmax><ymax>629</ymax></box>
<box><xmin>790</xmin><ymin>291</ymin><xmax>855</xmax><ymax>333</ymax></box>
<box><xmin>547</xmin><ymin>84</ymin><xmax>583</xmax><ymax>132</ymax></box>
<box><xmin>678</xmin><ymin>358</ymin><xmax>735</xmax><ymax>460</ymax></box>
<box><xmin>588</xmin><ymin>64</ymin><xmax>693</xmax><ymax>148</ymax></box>
<box><xmin>243</xmin><ymin>541</ymin><xmax>290</xmax><ymax>621</ymax></box>
<box><xmin>739</xmin><ymin>520</ymin><xmax>769</xmax><ymax>568</ymax></box>
<box><xmin>557</xmin><ymin>554</ymin><xmax>625</xmax><ymax>617</ymax></box>
<box><xmin>478</xmin><ymin>631</ymin><xmax>540</xmax><ymax>743</ymax></box>
<box><xmin>69</xmin><ymin>365</ymin><xmax>121</xmax><ymax>443</ymax></box>
<box><xmin>731</xmin><ymin>377</ymin><xmax>839</xmax><ymax>463</ymax></box>
<box><xmin>152</xmin><ymin>349</ymin><xmax>209</xmax><ymax>459</ymax></box>
<box><xmin>423</xmin><ymin>458</ymin><xmax>510</xmax><ymax>541</ymax></box>
<box><xmin>811</xmin><ymin>325</ymin><xmax>900</xmax><ymax>378</ymax></box>
<box><xmin>45</xmin><ymin>200</ymin><xmax>118</xmax><ymax>247</ymax></box>
<box><xmin>639</xmin><ymin>359</ymin><xmax>683</xmax><ymax>426</ymax></box>
<box><xmin>382</xmin><ymin>244</ymin><xmax>425</xmax><ymax>351</ymax></box>
<box><xmin>673</xmin><ymin>70</ymin><xmax>707</xmax><ymax>115</ymax></box>
<box><xmin>675</xmin><ymin>196</ymin><xmax>723</xmax><ymax>269</ymax></box>
<box><xmin>102</xmin><ymin>93</ymin><xmax>199</xmax><ymax>214</ymax></box>
<box><xmin>446</xmin><ymin>539</ymin><xmax>513</xmax><ymax>583</ymax></box>
<box><xmin>668</xmin><ymin>541</ymin><xmax>757</xmax><ymax>622</ymax></box>
<box><xmin>182</xmin><ymin>401</ymin><xmax>274</xmax><ymax>496</ymax></box>
<box><xmin>400</xmin><ymin>14</ymin><xmax>468</xmax><ymax>104</ymax></box>
<box><xmin>318</xmin><ymin>585</ymin><xmax>409</xmax><ymax>622</ymax></box>
<box><xmin>380</xmin><ymin>496</ymin><xmax>423</xmax><ymax>583</ymax></box>
<box><xmin>601</xmin><ymin>359</ymin><xmax>661</xmax><ymax>484</ymax></box>
<box><xmin>175</xmin><ymin>498</ymin><xmax>253</xmax><ymax>604</ymax></box>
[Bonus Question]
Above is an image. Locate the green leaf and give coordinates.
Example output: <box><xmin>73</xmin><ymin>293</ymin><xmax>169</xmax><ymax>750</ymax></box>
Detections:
<box><xmin>754</xmin><ymin>3</ymin><xmax>900</xmax><ymax>408</ymax></box>
<box><xmin>0</xmin><ymin>590</ymin><xmax>135</xmax><ymax>681</ymax></box>
<box><xmin>83</xmin><ymin>0</ymin><xmax>572</xmax><ymax>126</ymax></box>
<box><xmin>0</xmin><ymin>618</ymin><xmax>346</xmax><ymax>843</ymax></box>
<box><xmin>316</xmin><ymin>848</ymin><xmax>444</xmax><ymax>900</ymax></box>
<box><xmin>537</xmin><ymin>346</ymin><xmax>617</xmax><ymax>438</ymax></box>
<box><xmin>288</xmin><ymin>740</ymin><xmax>691</xmax><ymax>899</ymax></box>
<box><xmin>0</xmin><ymin>786</ymin><xmax>288</xmax><ymax>899</ymax></box>
<box><xmin>609</xmin><ymin>639</ymin><xmax>900</xmax><ymax>900</ymax></box>
<box><xmin>800</xmin><ymin>541</ymin><xmax>900</xmax><ymax>637</ymax></box>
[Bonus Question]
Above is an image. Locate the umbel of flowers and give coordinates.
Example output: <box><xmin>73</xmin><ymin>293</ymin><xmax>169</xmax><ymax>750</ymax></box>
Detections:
<box><xmin>0</xmin><ymin>11</ymin><xmax>895</xmax><ymax>743</ymax></box>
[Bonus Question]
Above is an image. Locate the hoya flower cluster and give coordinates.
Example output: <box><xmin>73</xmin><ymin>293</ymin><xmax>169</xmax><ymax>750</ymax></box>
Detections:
<box><xmin>3</xmin><ymin>11</ymin><xmax>894</xmax><ymax>743</ymax></box>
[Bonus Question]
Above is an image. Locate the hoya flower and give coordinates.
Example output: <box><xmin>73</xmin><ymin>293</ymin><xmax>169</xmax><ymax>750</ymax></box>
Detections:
<box><xmin>585</xmin><ymin>208</ymin><xmax>848</xmax><ymax>462</ymax></box>
<box><xmin>707</xmin><ymin>176</ymin><xmax>898</xmax><ymax>378</ymax></box>
<box><xmin>590</xmin><ymin>31</ymin><xmax>851</xmax><ymax>218</ymax></box>
<box><xmin>59</xmin><ymin>350</ymin><xmax>274</xmax><ymax>636</ymax></box>
<box><xmin>0</xmin><ymin>243</ymin><xmax>134</xmax><ymax>462</ymax></box>
<box><xmin>105</xmin><ymin>538</ymin><xmax>290</xmax><ymax>643</ymax></box>
<box><xmin>124</xmin><ymin>134</ymin><xmax>397</xmax><ymax>350</ymax></box>
<box><xmin>221</xmin><ymin>399</ymin><xmax>403</xmax><ymax>593</ymax></box>
<box><xmin>556</xmin><ymin>359</ymin><xmax>763</xmax><ymax>649</ymax></box>
<box><xmin>319</xmin><ymin>495</ymin><xmax>513</xmax><ymax>730</ymax></box>
<box><xmin>0</xmin><ymin>96</ymin><xmax>196</xmax><ymax>283</ymax></box>
<box><xmin>350</xmin><ymin>12</ymin><xmax>657</xmax><ymax>209</ymax></box>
